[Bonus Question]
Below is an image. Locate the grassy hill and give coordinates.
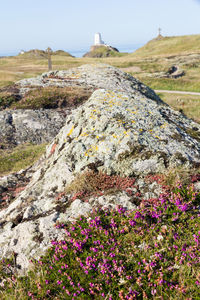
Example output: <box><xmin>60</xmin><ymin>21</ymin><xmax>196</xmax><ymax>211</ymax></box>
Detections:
<box><xmin>132</xmin><ymin>34</ymin><xmax>200</xmax><ymax>57</ymax></box>
<box><xmin>18</xmin><ymin>49</ymin><xmax>73</xmax><ymax>59</ymax></box>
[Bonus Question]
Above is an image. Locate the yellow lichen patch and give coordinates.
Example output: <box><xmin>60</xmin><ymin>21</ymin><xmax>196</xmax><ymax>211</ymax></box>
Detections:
<box><xmin>81</xmin><ymin>132</ymin><xmax>89</xmax><ymax>137</ymax></box>
<box><xmin>84</xmin><ymin>144</ymin><xmax>99</xmax><ymax>157</ymax></box>
<box><xmin>112</xmin><ymin>134</ymin><xmax>117</xmax><ymax>138</ymax></box>
<box><xmin>67</xmin><ymin>125</ymin><xmax>74</xmax><ymax>136</ymax></box>
<box><xmin>93</xmin><ymin>145</ymin><xmax>98</xmax><ymax>151</ymax></box>
<box><xmin>131</xmin><ymin>120</ymin><xmax>136</xmax><ymax>124</ymax></box>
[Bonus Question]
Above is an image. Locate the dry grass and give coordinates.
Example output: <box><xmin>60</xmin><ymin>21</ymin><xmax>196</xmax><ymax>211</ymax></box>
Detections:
<box><xmin>132</xmin><ymin>34</ymin><xmax>200</xmax><ymax>57</ymax></box>
<box><xmin>162</xmin><ymin>166</ymin><xmax>193</xmax><ymax>188</ymax></box>
<box><xmin>0</xmin><ymin>143</ymin><xmax>46</xmax><ymax>176</ymax></box>
<box><xmin>9</xmin><ymin>86</ymin><xmax>92</xmax><ymax>109</ymax></box>
<box><xmin>157</xmin><ymin>92</ymin><xmax>200</xmax><ymax>123</ymax></box>
<box><xmin>65</xmin><ymin>170</ymin><xmax>136</xmax><ymax>198</ymax></box>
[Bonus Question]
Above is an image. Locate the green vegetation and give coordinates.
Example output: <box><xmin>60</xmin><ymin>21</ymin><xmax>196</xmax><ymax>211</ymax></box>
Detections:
<box><xmin>157</xmin><ymin>93</ymin><xmax>200</xmax><ymax>123</ymax></box>
<box><xmin>85</xmin><ymin>46</ymin><xmax>127</xmax><ymax>58</ymax></box>
<box><xmin>132</xmin><ymin>34</ymin><xmax>200</xmax><ymax>57</ymax></box>
<box><xmin>18</xmin><ymin>49</ymin><xmax>73</xmax><ymax>59</ymax></box>
<box><xmin>65</xmin><ymin>170</ymin><xmax>136</xmax><ymax>199</ymax></box>
<box><xmin>0</xmin><ymin>179</ymin><xmax>199</xmax><ymax>299</ymax></box>
<box><xmin>8</xmin><ymin>86</ymin><xmax>92</xmax><ymax>109</ymax></box>
<box><xmin>139</xmin><ymin>77</ymin><xmax>200</xmax><ymax>93</ymax></box>
<box><xmin>0</xmin><ymin>143</ymin><xmax>46</xmax><ymax>175</ymax></box>
<box><xmin>1</xmin><ymin>33</ymin><xmax>200</xmax><ymax>94</ymax></box>
<box><xmin>0</xmin><ymin>91</ymin><xmax>17</xmax><ymax>109</ymax></box>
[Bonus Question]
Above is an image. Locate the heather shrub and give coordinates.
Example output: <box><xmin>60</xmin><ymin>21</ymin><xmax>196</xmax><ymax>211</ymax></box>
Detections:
<box><xmin>0</xmin><ymin>92</ymin><xmax>19</xmax><ymax>109</ymax></box>
<box><xmin>0</xmin><ymin>182</ymin><xmax>199</xmax><ymax>299</ymax></box>
<box><xmin>65</xmin><ymin>170</ymin><xmax>136</xmax><ymax>200</ymax></box>
<box><xmin>10</xmin><ymin>86</ymin><xmax>92</xmax><ymax>109</ymax></box>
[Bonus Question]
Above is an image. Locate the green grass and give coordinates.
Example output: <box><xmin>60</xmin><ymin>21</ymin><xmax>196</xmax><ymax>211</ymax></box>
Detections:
<box><xmin>132</xmin><ymin>34</ymin><xmax>200</xmax><ymax>57</ymax></box>
<box><xmin>138</xmin><ymin>77</ymin><xmax>200</xmax><ymax>93</ymax></box>
<box><xmin>0</xmin><ymin>143</ymin><xmax>46</xmax><ymax>176</ymax></box>
<box><xmin>84</xmin><ymin>46</ymin><xmax>127</xmax><ymax>58</ymax></box>
<box><xmin>157</xmin><ymin>93</ymin><xmax>200</xmax><ymax>123</ymax></box>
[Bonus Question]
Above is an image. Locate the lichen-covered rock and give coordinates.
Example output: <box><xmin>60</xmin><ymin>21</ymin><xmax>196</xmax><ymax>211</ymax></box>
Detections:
<box><xmin>17</xmin><ymin>64</ymin><xmax>162</xmax><ymax>103</ymax></box>
<box><xmin>0</xmin><ymin>109</ymin><xmax>68</xmax><ymax>146</ymax></box>
<box><xmin>0</xmin><ymin>63</ymin><xmax>200</xmax><ymax>273</ymax></box>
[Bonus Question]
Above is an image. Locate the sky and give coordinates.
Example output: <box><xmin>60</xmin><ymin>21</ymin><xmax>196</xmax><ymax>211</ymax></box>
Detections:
<box><xmin>1</xmin><ymin>0</ymin><xmax>200</xmax><ymax>56</ymax></box>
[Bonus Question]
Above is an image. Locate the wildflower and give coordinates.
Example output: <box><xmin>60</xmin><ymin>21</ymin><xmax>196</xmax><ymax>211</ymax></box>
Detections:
<box><xmin>157</xmin><ymin>234</ymin><xmax>164</xmax><ymax>241</ymax></box>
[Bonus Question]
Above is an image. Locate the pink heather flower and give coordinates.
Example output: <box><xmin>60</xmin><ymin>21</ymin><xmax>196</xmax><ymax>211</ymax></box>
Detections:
<box><xmin>129</xmin><ymin>219</ymin><xmax>136</xmax><ymax>226</ymax></box>
<box><xmin>134</xmin><ymin>211</ymin><xmax>142</xmax><ymax>219</ymax></box>
<box><xmin>65</xmin><ymin>289</ymin><xmax>71</xmax><ymax>295</ymax></box>
<box><xmin>151</xmin><ymin>289</ymin><xmax>157</xmax><ymax>295</ymax></box>
<box><xmin>180</xmin><ymin>204</ymin><xmax>188</xmax><ymax>212</ymax></box>
<box><xmin>57</xmin><ymin>280</ymin><xmax>62</xmax><ymax>285</ymax></box>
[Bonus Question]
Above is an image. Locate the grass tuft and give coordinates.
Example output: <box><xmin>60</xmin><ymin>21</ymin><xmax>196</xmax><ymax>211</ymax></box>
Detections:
<box><xmin>0</xmin><ymin>143</ymin><xmax>46</xmax><ymax>176</ymax></box>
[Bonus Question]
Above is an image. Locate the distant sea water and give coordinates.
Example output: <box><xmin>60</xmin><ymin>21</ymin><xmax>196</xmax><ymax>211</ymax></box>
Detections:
<box><xmin>0</xmin><ymin>44</ymin><xmax>143</xmax><ymax>58</ymax></box>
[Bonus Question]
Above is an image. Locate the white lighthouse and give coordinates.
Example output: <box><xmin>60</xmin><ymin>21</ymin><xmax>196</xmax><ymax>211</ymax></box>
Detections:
<box><xmin>94</xmin><ymin>33</ymin><xmax>104</xmax><ymax>46</ymax></box>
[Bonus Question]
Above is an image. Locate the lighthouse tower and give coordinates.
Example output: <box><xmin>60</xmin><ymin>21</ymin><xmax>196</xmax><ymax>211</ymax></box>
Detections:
<box><xmin>94</xmin><ymin>33</ymin><xmax>104</xmax><ymax>45</ymax></box>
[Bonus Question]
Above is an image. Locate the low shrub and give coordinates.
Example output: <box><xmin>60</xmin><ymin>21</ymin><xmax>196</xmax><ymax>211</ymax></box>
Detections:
<box><xmin>65</xmin><ymin>170</ymin><xmax>136</xmax><ymax>200</ymax></box>
<box><xmin>11</xmin><ymin>86</ymin><xmax>92</xmax><ymax>109</ymax></box>
<box><xmin>0</xmin><ymin>182</ymin><xmax>199</xmax><ymax>299</ymax></box>
<box><xmin>0</xmin><ymin>92</ymin><xmax>19</xmax><ymax>109</ymax></box>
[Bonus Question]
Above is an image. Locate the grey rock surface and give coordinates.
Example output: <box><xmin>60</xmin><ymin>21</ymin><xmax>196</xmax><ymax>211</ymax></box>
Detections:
<box><xmin>17</xmin><ymin>64</ymin><xmax>162</xmax><ymax>103</ymax></box>
<box><xmin>0</xmin><ymin>63</ymin><xmax>200</xmax><ymax>273</ymax></box>
<box><xmin>0</xmin><ymin>109</ymin><xmax>68</xmax><ymax>146</ymax></box>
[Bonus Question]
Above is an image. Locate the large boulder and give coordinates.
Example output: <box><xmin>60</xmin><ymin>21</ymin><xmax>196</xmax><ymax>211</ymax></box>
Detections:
<box><xmin>0</xmin><ymin>64</ymin><xmax>199</xmax><ymax>273</ymax></box>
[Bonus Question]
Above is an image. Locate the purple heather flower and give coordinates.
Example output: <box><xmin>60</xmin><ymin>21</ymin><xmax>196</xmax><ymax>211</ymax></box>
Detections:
<box><xmin>134</xmin><ymin>211</ymin><xmax>142</xmax><ymax>219</ymax></box>
<box><xmin>129</xmin><ymin>219</ymin><xmax>136</xmax><ymax>226</ymax></box>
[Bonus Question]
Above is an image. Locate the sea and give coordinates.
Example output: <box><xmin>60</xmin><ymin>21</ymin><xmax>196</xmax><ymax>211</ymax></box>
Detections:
<box><xmin>0</xmin><ymin>44</ymin><xmax>143</xmax><ymax>58</ymax></box>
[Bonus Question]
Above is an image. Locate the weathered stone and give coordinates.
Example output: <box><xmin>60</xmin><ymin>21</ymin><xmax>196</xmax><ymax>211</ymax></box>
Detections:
<box><xmin>0</xmin><ymin>109</ymin><xmax>68</xmax><ymax>146</ymax></box>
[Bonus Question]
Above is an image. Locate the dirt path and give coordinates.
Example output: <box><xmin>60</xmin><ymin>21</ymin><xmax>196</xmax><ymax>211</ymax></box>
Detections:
<box><xmin>155</xmin><ymin>89</ymin><xmax>200</xmax><ymax>96</ymax></box>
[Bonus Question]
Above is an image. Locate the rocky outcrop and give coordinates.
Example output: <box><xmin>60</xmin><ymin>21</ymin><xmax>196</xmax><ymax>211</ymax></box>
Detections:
<box><xmin>0</xmin><ymin>109</ymin><xmax>68</xmax><ymax>147</ymax></box>
<box><xmin>0</xmin><ymin>64</ymin><xmax>200</xmax><ymax>273</ymax></box>
<box><xmin>148</xmin><ymin>65</ymin><xmax>185</xmax><ymax>79</ymax></box>
<box><xmin>17</xmin><ymin>64</ymin><xmax>161</xmax><ymax>102</ymax></box>
<box><xmin>83</xmin><ymin>45</ymin><xmax>120</xmax><ymax>58</ymax></box>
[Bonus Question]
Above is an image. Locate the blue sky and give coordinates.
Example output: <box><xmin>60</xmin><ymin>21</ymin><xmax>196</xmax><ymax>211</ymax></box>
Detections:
<box><xmin>1</xmin><ymin>0</ymin><xmax>200</xmax><ymax>55</ymax></box>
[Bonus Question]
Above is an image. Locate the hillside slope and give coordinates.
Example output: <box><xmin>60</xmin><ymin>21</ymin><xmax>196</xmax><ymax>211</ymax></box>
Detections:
<box><xmin>132</xmin><ymin>34</ymin><xmax>200</xmax><ymax>57</ymax></box>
